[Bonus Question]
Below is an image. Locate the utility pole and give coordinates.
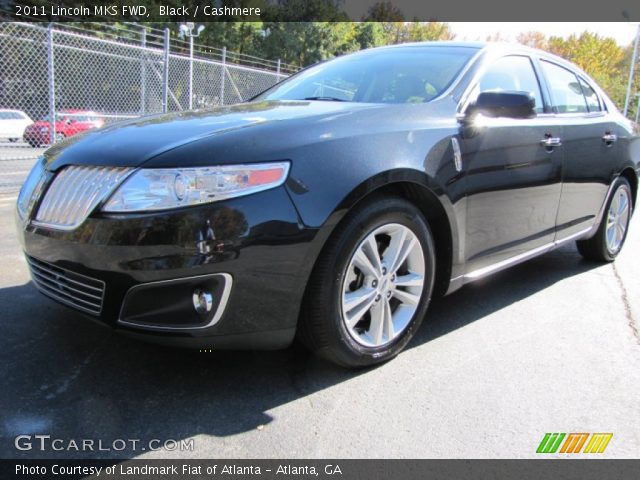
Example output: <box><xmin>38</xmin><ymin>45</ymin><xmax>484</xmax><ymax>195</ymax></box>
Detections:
<box><xmin>162</xmin><ymin>28</ymin><xmax>169</xmax><ymax>114</ymax></box>
<box><xmin>140</xmin><ymin>27</ymin><xmax>146</xmax><ymax>115</ymax></box>
<box><xmin>47</xmin><ymin>24</ymin><xmax>56</xmax><ymax>144</ymax></box>
<box><xmin>623</xmin><ymin>24</ymin><xmax>640</xmax><ymax>118</ymax></box>
<box><xmin>179</xmin><ymin>23</ymin><xmax>205</xmax><ymax>110</ymax></box>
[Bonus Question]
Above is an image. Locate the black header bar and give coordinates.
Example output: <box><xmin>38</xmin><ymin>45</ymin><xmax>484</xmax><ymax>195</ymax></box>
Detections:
<box><xmin>1</xmin><ymin>0</ymin><xmax>639</xmax><ymax>22</ymax></box>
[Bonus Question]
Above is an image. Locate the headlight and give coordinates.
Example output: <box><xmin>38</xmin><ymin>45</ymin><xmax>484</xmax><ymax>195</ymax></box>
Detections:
<box><xmin>17</xmin><ymin>157</ymin><xmax>47</xmax><ymax>220</ymax></box>
<box><xmin>103</xmin><ymin>162</ymin><xmax>290</xmax><ymax>212</ymax></box>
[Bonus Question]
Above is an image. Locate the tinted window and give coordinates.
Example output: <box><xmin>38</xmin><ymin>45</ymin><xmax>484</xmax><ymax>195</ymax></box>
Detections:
<box><xmin>541</xmin><ymin>61</ymin><xmax>588</xmax><ymax>114</ymax></box>
<box><xmin>257</xmin><ymin>47</ymin><xmax>477</xmax><ymax>104</ymax></box>
<box><xmin>477</xmin><ymin>56</ymin><xmax>543</xmax><ymax>112</ymax></box>
<box><xmin>578</xmin><ymin>77</ymin><xmax>601</xmax><ymax>112</ymax></box>
<box><xmin>0</xmin><ymin>112</ymin><xmax>10</xmax><ymax>120</ymax></box>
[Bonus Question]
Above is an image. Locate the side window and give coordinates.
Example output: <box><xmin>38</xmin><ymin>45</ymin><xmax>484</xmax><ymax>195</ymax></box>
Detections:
<box><xmin>540</xmin><ymin>61</ymin><xmax>588</xmax><ymax>114</ymax></box>
<box><xmin>578</xmin><ymin>77</ymin><xmax>602</xmax><ymax>112</ymax></box>
<box><xmin>476</xmin><ymin>56</ymin><xmax>544</xmax><ymax>113</ymax></box>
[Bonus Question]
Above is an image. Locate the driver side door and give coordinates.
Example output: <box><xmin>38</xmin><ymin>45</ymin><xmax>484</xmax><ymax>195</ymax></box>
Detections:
<box><xmin>459</xmin><ymin>55</ymin><xmax>564</xmax><ymax>275</ymax></box>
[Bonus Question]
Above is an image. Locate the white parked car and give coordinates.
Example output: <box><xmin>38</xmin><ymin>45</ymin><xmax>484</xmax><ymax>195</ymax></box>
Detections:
<box><xmin>0</xmin><ymin>109</ymin><xmax>32</xmax><ymax>142</ymax></box>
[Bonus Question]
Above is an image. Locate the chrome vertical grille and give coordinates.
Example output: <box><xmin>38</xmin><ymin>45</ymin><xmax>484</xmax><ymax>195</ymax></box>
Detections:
<box><xmin>27</xmin><ymin>256</ymin><xmax>105</xmax><ymax>315</ymax></box>
<box><xmin>34</xmin><ymin>166</ymin><xmax>132</xmax><ymax>230</ymax></box>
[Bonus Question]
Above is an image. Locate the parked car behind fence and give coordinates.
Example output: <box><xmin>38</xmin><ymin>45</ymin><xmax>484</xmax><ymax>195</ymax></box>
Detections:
<box><xmin>23</xmin><ymin>110</ymin><xmax>105</xmax><ymax>147</ymax></box>
<box><xmin>0</xmin><ymin>109</ymin><xmax>32</xmax><ymax>142</ymax></box>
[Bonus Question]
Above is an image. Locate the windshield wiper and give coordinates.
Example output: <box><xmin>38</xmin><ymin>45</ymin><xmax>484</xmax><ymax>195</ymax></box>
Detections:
<box><xmin>301</xmin><ymin>96</ymin><xmax>347</xmax><ymax>102</ymax></box>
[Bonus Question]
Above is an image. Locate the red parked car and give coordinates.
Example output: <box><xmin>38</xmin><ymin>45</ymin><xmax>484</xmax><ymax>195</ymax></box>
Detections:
<box><xmin>23</xmin><ymin>110</ymin><xmax>104</xmax><ymax>147</ymax></box>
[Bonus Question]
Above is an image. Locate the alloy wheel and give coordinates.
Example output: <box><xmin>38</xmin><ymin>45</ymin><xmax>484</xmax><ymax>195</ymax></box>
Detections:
<box><xmin>605</xmin><ymin>186</ymin><xmax>631</xmax><ymax>254</ymax></box>
<box><xmin>341</xmin><ymin>223</ymin><xmax>426</xmax><ymax>347</ymax></box>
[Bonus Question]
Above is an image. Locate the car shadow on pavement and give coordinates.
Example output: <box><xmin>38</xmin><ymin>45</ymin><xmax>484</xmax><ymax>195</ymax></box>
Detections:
<box><xmin>0</xmin><ymin>244</ymin><xmax>601</xmax><ymax>459</ymax></box>
<box><xmin>412</xmin><ymin>244</ymin><xmax>598</xmax><ymax>346</ymax></box>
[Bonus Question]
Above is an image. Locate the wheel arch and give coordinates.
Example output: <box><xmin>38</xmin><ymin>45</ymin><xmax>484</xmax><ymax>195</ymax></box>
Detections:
<box><xmin>620</xmin><ymin>167</ymin><xmax>638</xmax><ymax>209</ymax></box>
<box><xmin>364</xmin><ymin>182</ymin><xmax>454</xmax><ymax>296</ymax></box>
<box><xmin>298</xmin><ymin>169</ymin><xmax>459</xmax><ymax>304</ymax></box>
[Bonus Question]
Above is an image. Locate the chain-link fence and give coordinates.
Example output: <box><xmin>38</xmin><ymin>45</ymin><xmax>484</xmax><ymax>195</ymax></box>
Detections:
<box><xmin>0</xmin><ymin>22</ymin><xmax>292</xmax><ymax>193</ymax></box>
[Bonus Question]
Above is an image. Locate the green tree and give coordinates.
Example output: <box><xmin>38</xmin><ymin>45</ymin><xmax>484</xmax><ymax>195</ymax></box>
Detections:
<box><xmin>516</xmin><ymin>31</ymin><xmax>548</xmax><ymax>50</ymax></box>
<box><xmin>354</xmin><ymin>22</ymin><xmax>389</xmax><ymax>49</ymax></box>
<box><xmin>405</xmin><ymin>22</ymin><xmax>455</xmax><ymax>42</ymax></box>
<box><xmin>364</xmin><ymin>1</ymin><xmax>404</xmax><ymax>22</ymax></box>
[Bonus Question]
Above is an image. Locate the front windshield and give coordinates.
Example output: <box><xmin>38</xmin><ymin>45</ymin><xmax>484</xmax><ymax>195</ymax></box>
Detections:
<box><xmin>257</xmin><ymin>46</ymin><xmax>478</xmax><ymax>104</ymax></box>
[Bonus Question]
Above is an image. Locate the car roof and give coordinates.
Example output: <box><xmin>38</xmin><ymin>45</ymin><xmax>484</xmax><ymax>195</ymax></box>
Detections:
<box><xmin>374</xmin><ymin>41</ymin><xmax>577</xmax><ymax>69</ymax></box>
<box><xmin>0</xmin><ymin>108</ymin><xmax>26</xmax><ymax>113</ymax></box>
<box><xmin>367</xmin><ymin>41</ymin><xmax>590</xmax><ymax>80</ymax></box>
<box><xmin>377</xmin><ymin>41</ymin><xmax>487</xmax><ymax>50</ymax></box>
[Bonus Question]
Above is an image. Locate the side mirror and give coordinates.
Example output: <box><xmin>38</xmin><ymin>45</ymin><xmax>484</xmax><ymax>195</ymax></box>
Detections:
<box><xmin>465</xmin><ymin>91</ymin><xmax>536</xmax><ymax>120</ymax></box>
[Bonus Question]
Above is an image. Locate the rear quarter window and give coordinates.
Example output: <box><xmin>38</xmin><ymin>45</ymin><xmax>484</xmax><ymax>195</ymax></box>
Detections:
<box><xmin>578</xmin><ymin>77</ymin><xmax>602</xmax><ymax>112</ymax></box>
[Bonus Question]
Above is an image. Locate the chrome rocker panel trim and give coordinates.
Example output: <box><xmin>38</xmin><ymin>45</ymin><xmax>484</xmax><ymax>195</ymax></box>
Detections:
<box><xmin>458</xmin><ymin>227</ymin><xmax>592</xmax><ymax>283</ymax></box>
<box><xmin>449</xmin><ymin>176</ymin><xmax>630</xmax><ymax>290</ymax></box>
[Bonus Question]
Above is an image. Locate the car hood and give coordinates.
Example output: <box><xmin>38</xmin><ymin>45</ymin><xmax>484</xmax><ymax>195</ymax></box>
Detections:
<box><xmin>43</xmin><ymin>100</ymin><xmax>385</xmax><ymax>170</ymax></box>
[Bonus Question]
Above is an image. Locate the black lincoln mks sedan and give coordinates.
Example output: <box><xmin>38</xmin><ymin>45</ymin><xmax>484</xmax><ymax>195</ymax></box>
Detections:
<box><xmin>16</xmin><ymin>42</ymin><xmax>639</xmax><ymax>367</ymax></box>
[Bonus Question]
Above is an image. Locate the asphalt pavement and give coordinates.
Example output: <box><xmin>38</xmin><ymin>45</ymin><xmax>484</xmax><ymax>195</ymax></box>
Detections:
<box><xmin>0</xmin><ymin>192</ymin><xmax>639</xmax><ymax>459</ymax></box>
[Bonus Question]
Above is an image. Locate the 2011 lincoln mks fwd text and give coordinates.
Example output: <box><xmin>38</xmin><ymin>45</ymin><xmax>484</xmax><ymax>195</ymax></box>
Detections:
<box><xmin>16</xmin><ymin>42</ymin><xmax>639</xmax><ymax>367</ymax></box>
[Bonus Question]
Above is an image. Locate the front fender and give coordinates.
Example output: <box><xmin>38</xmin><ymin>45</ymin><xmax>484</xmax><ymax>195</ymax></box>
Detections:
<box><xmin>285</xmin><ymin>167</ymin><xmax>465</xmax><ymax>299</ymax></box>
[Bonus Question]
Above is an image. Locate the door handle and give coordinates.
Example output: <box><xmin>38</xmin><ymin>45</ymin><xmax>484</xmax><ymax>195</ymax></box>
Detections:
<box><xmin>540</xmin><ymin>137</ymin><xmax>562</xmax><ymax>148</ymax></box>
<box><xmin>602</xmin><ymin>133</ymin><xmax>617</xmax><ymax>145</ymax></box>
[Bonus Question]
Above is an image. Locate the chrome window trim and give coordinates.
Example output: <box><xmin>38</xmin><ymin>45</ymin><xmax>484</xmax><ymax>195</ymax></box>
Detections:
<box><xmin>117</xmin><ymin>273</ymin><xmax>233</xmax><ymax>331</ymax></box>
<box><xmin>534</xmin><ymin>111</ymin><xmax>608</xmax><ymax>119</ymax></box>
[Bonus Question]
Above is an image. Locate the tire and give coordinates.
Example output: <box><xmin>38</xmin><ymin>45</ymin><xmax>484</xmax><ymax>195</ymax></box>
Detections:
<box><xmin>8</xmin><ymin>138</ymin><xmax>18</xmax><ymax>143</ymax></box>
<box><xmin>576</xmin><ymin>177</ymin><xmax>633</xmax><ymax>262</ymax></box>
<box><xmin>298</xmin><ymin>195</ymin><xmax>436</xmax><ymax>368</ymax></box>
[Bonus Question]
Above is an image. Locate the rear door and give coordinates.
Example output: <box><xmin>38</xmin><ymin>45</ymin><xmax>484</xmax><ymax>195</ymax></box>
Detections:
<box><xmin>538</xmin><ymin>60</ymin><xmax>619</xmax><ymax>239</ymax></box>
<box><xmin>460</xmin><ymin>55</ymin><xmax>564</xmax><ymax>274</ymax></box>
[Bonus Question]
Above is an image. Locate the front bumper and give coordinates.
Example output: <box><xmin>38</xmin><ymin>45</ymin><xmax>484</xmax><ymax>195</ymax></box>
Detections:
<box><xmin>17</xmin><ymin>186</ymin><xmax>316</xmax><ymax>349</ymax></box>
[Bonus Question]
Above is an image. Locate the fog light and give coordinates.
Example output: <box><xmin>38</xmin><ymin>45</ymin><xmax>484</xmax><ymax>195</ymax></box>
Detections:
<box><xmin>192</xmin><ymin>288</ymin><xmax>213</xmax><ymax>315</ymax></box>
